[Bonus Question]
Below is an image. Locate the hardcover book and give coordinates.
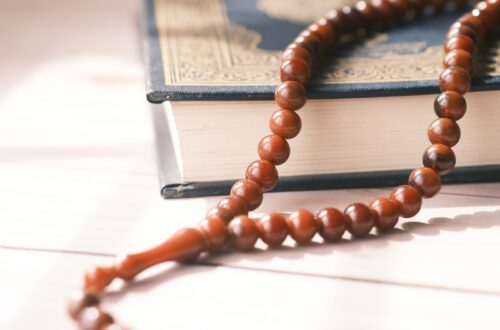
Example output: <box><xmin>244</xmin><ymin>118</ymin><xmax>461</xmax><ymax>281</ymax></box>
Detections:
<box><xmin>143</xmin><ymin>0</ymin><xmax>500</xmax><ymax>198</ymax></box>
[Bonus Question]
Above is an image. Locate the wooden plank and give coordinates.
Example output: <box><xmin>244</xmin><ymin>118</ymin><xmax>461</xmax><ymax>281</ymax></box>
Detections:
<box><xmin>2</xmin><ymin>248</ymin><xmax>500</xmax><ymax>330</ymax></box>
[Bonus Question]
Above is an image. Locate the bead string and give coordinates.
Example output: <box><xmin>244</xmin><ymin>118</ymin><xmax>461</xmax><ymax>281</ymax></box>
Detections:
<box><xmin>68</xmin><ymin>1</ymin><xmax>499</xmax><ymax>329</ymax></box>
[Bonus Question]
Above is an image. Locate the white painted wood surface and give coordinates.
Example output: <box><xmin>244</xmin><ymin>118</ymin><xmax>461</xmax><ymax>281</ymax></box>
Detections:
<box><xmin>1</xmin><ymin>0</ymin><xmax>499</xmax><ymax>329</ymax></box>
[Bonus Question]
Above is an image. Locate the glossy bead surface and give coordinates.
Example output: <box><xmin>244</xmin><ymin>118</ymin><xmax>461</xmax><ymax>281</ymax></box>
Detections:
<box><xmin>230</xmin><ymin>179</ymin><xmax>263</xmax><ymax>211</ymax></box>
<box><xmin>390</xmin><ymin>185</ymin><xmax>422</xmax><ymax>218</ymax></box>
<box><xmin>447</xmin><ymin>23</ymin><xmax>477</xmax><ymax>42</ymax></box>
<box><xmin>445</xmin><ymin>35</ymin><xmax>475</xmax><ymax>54</ymax></box>
<box><xmin>78</xmin><ymin>307</ymin><xmax>114</xmax><ymax>330</ymax></box>
<box><xmin>206</xmin><ymin>207</ymin><xmax>233</xmax><ymax>224</ymax></box>
<box><xmin>308</xmin><ymin>18</ymin><xmax>336</xmax><ymax>45</ymax></box>
<box><xmin>326</xmin><ymin>9</ymin><xmax>349</xmax><ymax>34</ymax></box>
<box><xmin>371</xmin><ymin>0</ymin><xmax>398</xmax><ymax>26</ymax></box>
<box><xmin>458</xmin><ymin>13</ymin><xmax>485</xmax><ymax>37</ymax></box>
<box><xmin>428</xmin><ymin>118</ymin><xmax>461</xmax><ymax>147</ymax></box>
<box><xmin>434</xmin><ymin>91</ymin><xmax>466</xmax><ymax>120</ymax></box>
<box><xmin>439</xmin><ymin>66</ymin><xmax>470</xmax><ymax>95</ymax></box>
<box><xmin>423</xmin><ymin>143</ymin><xmax>456</xmax><ymax>175</ymax></box>
<box><xmin>316</xmin><ymin>208</ymin><xmax>347</xmax><ymax>242</ymax></box>
<box><xmin>258</xmin><ymin>213</ymin><xmax>289</xmax><ymax>247</ymax></box>
<box><xmin>344</xmin><ymin>203</ymin><xmax>374</xmax><ymax>238</ymax></box>
<box><xmin>355</xmin><ymin>1</ymin><xmax>379</xmax><ymax>27</ymax></box>
<box><xmin>274</xmin><ymin>81</ymin><xmax>307</xmax><ymax>111</ymax></box>
<box><xmin>287</xmin><ymin>209</ymin><xmax>319</xmax><ymax>244</ymax></box>
<box><xmin>443</xmin><ymin>49</ymin><xmax>473</xmax><ymax>73</ymax></box>
<box><xmin>68</xmin><ymin>291</ymin><xmax>100</xmax><ymax>320</ymax></box>
<box><xmin>408</xmin><ymin>167</ymin><xmax>441</xmax><ymax>198</ymax></box>
<box><xmin>369</xmin><ymin>197</ymin><xmax>400</xmax><ymax>231</ymax></box>
<box><xmin>280</xmin><ymin>59</ymin><xmax>310</xmax><ymax>85</ymax></box>
<box><xmin>228</xmin><ymin>215</ymin><xmax>259</xmax><ymax>251</ymax></box>
<box><xmin>198</xmin><ymin>217</ymin><xmax>229</xmax><ymax>252</ymax></box>
<box><xmin>294</xmin><ymin>32</ymin><xmax>322</xmax><ymax>59</ymax></box>
<box><xmin>281</xmin><ymin>46</ymin><xmax>312</xmax><ymax>66</ymax></box>
<box><xmin>341</xmin><ymin>5</ymin><xmax>366</xmax><ymax>36</ymax></box>
<box><xmin>270</xmin><ymin>109</ymin><xmax>302</xmax><ymax>139</ymax></box>
<box><xmin>217</xmin><ymin>196</ymin><xmax>248</xmax><ymax>219</ymax></box>
<box><xmin>258</xmin><ymin>134</ymin><xmax>290</xmax><ymax>165</ymax></box>
<box><xmin>246</xmin><ymin>160</ymin><xmax>278</xmax><ymax>192</ymax></box>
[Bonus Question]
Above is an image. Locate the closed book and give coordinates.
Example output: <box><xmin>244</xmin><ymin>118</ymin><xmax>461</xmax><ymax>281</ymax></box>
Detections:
<box><xmin>143</xmin><ymin>0</ymin><xmax>500</xmax><ymax>199</ymax></box>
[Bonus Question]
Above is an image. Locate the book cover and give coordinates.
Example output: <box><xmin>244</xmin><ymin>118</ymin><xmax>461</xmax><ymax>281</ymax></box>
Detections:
<box><xmin>143</xmin><ymin>0</ymin><xmax>500</xmax><ymax>198</ymax></box>
<box><xmin>144</xmin><ymin>0</ymin><xmax>500</xmax><ymax>103</ymax></box>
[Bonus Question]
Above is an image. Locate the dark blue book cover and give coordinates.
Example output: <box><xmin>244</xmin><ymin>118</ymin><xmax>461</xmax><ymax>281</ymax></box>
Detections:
<box><xmin>144</xmin><ymin>0</ymin><xmax>499</xmax><ymax>103</ymax></box>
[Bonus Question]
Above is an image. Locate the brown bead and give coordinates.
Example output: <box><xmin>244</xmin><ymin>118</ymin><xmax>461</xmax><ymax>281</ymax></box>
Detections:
<box><xmin>344</xmin><ymin>203</ymin><xmax>374</xmax><ymax>238</ymax></box>
<box><xmin>274</xmin><ymin>81</ymin><xmax>307</xmax><ymax>111</ymax></box>
<box><xmin>281</xmin><ymin>46</ymin><xmax>312</xmax><ymax>66</ymax></box>
<box><xmin>78</xmin><ymin>307</ymin><xmax>114</xmax><ymax>330</ymax></box>
<box><xmin>308</xmin><ymin>18</ymin><xmax>336</xmax><ymax>46</ymax></box>
<box><xmin>326</xmin><ymin>9</ymin><xmax>349</xmax><ymax>34</ymax></box>
<box><xmin>340</xmin><ymin>5</ymin><xmax>366</xmax><ymax>36</ymax></box>
<box><xmin>206</xmin><ymin>207</ymin><xmax>233</xmax><ymax>224</ymax></box>
<box><xmin>474</xmin><ymin>3</ymin><xmax>496</xmax><ymax>30</ymax></box>
<box><xmin>423</xmin><ymin>143</ymin><xmax>456</xmax><ymax>175</ymax></box>
<box><xmin>228</xmin><ymin>215</ymin><xmax>259</xmax><ymax>251</ymax></box>
<box><xmin>390</xmin><ymin>185</ymin><xmax>422</xmax><ymax>218</ymax></box>
<box><xmin>388</xmin><ymin>0</ymin><xmax>415</xmax><ymax>20</ymax></box>
<box><xmin>270</xmin><ymin>109</ymin><xmax>302</xmax><ymax>139</ymax></box>
<box><xmin>439</xmin><ymin>66</ymin><xmax>470</xmax><ymax>95</ymax></box>
<box><xmin>428</xmin><ymin>118</ymin><xmax>461</xmax><ymax>147</ymax></box>
<box><xmin>369</xmin><ymin>197</ymin><xmax>400</xmax><ymax>231</ymax></box>
<box><xmin>217</xmin><ymin>196</ymin><xmax>248</xmax><ymax>220</ymax></box>
<box><xmin>84</xmin><ymin>266</ymin><xmax>117</xmax><ymax>294</ymax></box>
<box><xmin>443</xmin><ymin>49</ymin><xmax>473</xmax><ymax>73</ymax></box>
<box><xmin>258</xmin><ymin>134</ymin><xmax>290</xmax><ymax>165</ymax></box>
<box><xmin>434</xmin><ymin>91</ymin><xmax>467</xmax><ymax>121</ymax></box>
<box><xmin>316</xmin><ymin>207</ymin><xmax>347</xmax><ymax>242</ymax></box>
<box><xmin>408</xmin><ymin>167</ymin><xmax>441</xmax><ymax>198</ymax></box>
<box><xmin>294</xmin><ymin>31</ymin><xmax>322</xmax><ymax>58</ymax></box>
<box><xmin>355</xmin><ymin>1</ymin><xmax>380</xmax><ymax>27</ymax></box>
<box><xmin>280</xmin><ymin>58</ymin><xmax>310</xmax><ymax>85</ymax></box>
<box><xmin>287</xmin><ymin>209</ymin><xmax>319</xmax><ymax>244</ymax></box>
<box><xmin>230</xmin><ymin>179</ymin><xmax>263</xmax><ymax>211</ymax></box>
<box><xmin>68</xmin><ymin>290</ymin><xmax>100</xmax><ymax>320</ymax></box>
<box><xmin>198</xmin><ymin>217</ymin><xmax>229</xmax><ymax>252</ymax></box>
<box><xmin>447</xmin><ymin>23</ymin><xmax>477</xmax><ymax>43</ymax></box>
<box><xmin>258</xmin><ymin>212</ymin><xmax>289</xmax><ymax>247</ymax></box>
<box><xmin>445</xmin><ymin>35</ymin><xmax>475</xmax><ymax>55</ymax></box>
<box><xmin>370</xmin><ymin>0</ymin><xmax>399</xmax><ymax>27</ymax></box>
<box><xmin>458</xmin><ymin>13</ymin><xmax>486</xmax><ymax>38</ymax></box>
<box><xmin>246</xmin><ymin>160</ymin><xmax>278</xmax><ymax>192</ymax></box>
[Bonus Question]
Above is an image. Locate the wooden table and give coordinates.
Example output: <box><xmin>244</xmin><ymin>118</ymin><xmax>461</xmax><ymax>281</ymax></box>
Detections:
<box><xmin>1</xmin><ymin>0</ymin><xmax>499</xmax><ymax>329</ymax></box>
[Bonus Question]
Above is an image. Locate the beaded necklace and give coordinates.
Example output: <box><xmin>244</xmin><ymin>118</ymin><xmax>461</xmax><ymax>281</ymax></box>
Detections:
<box><xmin>68</xmin><ymin>1</ymin><xmax>499</xmax><ymax>328</ymax></box>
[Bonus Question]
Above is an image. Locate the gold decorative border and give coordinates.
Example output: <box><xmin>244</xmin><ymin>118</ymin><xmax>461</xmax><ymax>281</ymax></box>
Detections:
<box><xmin>154</xmin><ymin>0</ymin><xmax>500</xmax><ymax>86</ymax></box>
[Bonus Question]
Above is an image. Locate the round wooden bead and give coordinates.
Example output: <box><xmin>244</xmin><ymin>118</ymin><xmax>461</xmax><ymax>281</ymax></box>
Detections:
<box><xmin>344</xmin><ymin>203</ymin><xmax>374</xmax><ymax>238</ymax></box>
<box><xmin>434</xmin><ymin>91</ymin><xmax>466</xmax><ymax>120</ymax></box>
<box><xmin>316</xmin><ymin>207</ymin><xmax>347</xmax><ymax>242</ymax></box>
<box><xmin>443</xmin><ymin>49</ymin><xmax>473</xmax><ymax>73</ymax></box>
<box><xmin>230</xmin><ymin>179</ymin><xmax>263</xmax><ymax>211</ymax></box>
<box><xmin>370</xmin><ymin>0</ymin><xmax>399</xmax><ymax>26</ymax></box>
<box><xmin>369</xmin><ymin>197</ymin><xmax>400</xmax><ymax>231</ymax></box>
<box><xmin>68</xmin><ymin>290</ymin><xmax>100</xmax><ymax>320</ymax></box>
<box><xmin>427</xmin><ymin>118</ymin><xmax>461</xmax><ymax>147</ymax></box>
<box><xmin>439</xmin><ymin>66</ymin><xmax>470</xmax><ymax>95</ymax></box>
<box><xmin>198</xmin><ymin>217</ymin><xmax>229</xmax><ymax>252</ymax></box>
<box><xmin>294</xmin><ymin>31</ymin><xmax>322</xmax><ymax>58</ymax></box>
<box><xmin>458</xmin><ymin>13</ymin><xmax>486</xmax><ymax>38</ymax></box>
<box><xmin>445</xmin><ymin>35</ymin><xmax>475</xmax><ymax>55</ymax></box>
<box><xmin>447</xmin><ymin>23</ymin><xmax>477</xmax><ymax>42</ymax></box>
<box><xmin>355</xmin><ymin>1</ymin><xmax>380</xmax><ymax>27</ymax></box>
<box><xmin>474</xmin><ymin>2</ymin><xmax>496</xmax><ymax>30</ymax></box>
<box><xmin>217</xmin><ymin>196</ymin><xmax>248</xmax><ymax>219</ymax></box>
<box><xmin>258</xmin><ymin>134</ymin><xmax>290</xmax><ymax>165</ymax></box>
<box><xmin>246</xmin><ymin>160</ymin><xmax>279</xmax><ymax>192</ymax></box>
<box><xmin>78</xmin><ymin>307</ymin><xmax>114</xmax><ymax>330</ymax></box>
<box><xmin>287</xmin><ymin>208</ymin><xmax>319</xmax><ymax>244</ymax></box>
<box><xmin>423</xmin><ymin>143</ymin><xmax>456</xmax><ymax>175</ymax></box>
<box><xmin>228</xmin><ymin>215</ymin><xmax>259</xmax><ymax>251</ymax></box>
<box><xmin>408</xmin><ymin>167</ymin><xmax>441</xmax><ymax>198</ymax></box>
<box><xmin>282</xmin><ymin>46</ymin><xmax>312</xmax><ymax>66</ymax></box>
<box><xmin>308</xmin><ymin>18</ymin><xmax>336</xmax><ymax>45</ymax></box>
<box><xmin>206</xmin><ymin>207</ymin><xmax>233</xmax><ymax>224</ymax></box>
<box><xmin>390</xmin><ymin>185</ymin><xmax>422</xmax><ymax>218</ymax></box>
<box><xmin>270</xmin><ymin>109</ymin><xmax>302</xmax><ymax>139</ymax></box>
<box><xmin>274</xmin><ymin>81</ymin><xmax>307</xmax><ymax>111</ymax></box>
<box><xmin>280</xmin><ymin>59</ymin><xmax>310</xmax><ymax>85</ymax></box>
<box><xmin>258</xmin><ymin>212</ymin><xmax>289</xmax><ymax>247</ymax></box>
<box><xmin>326</xmin><ymin>9</ymin><xmax>349</xmax><ymax>34</ymax></box>
<box><xmin>340</xmin><ymin>5</ymin><xmax>366</xmax><ymax>36</ymax></box>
